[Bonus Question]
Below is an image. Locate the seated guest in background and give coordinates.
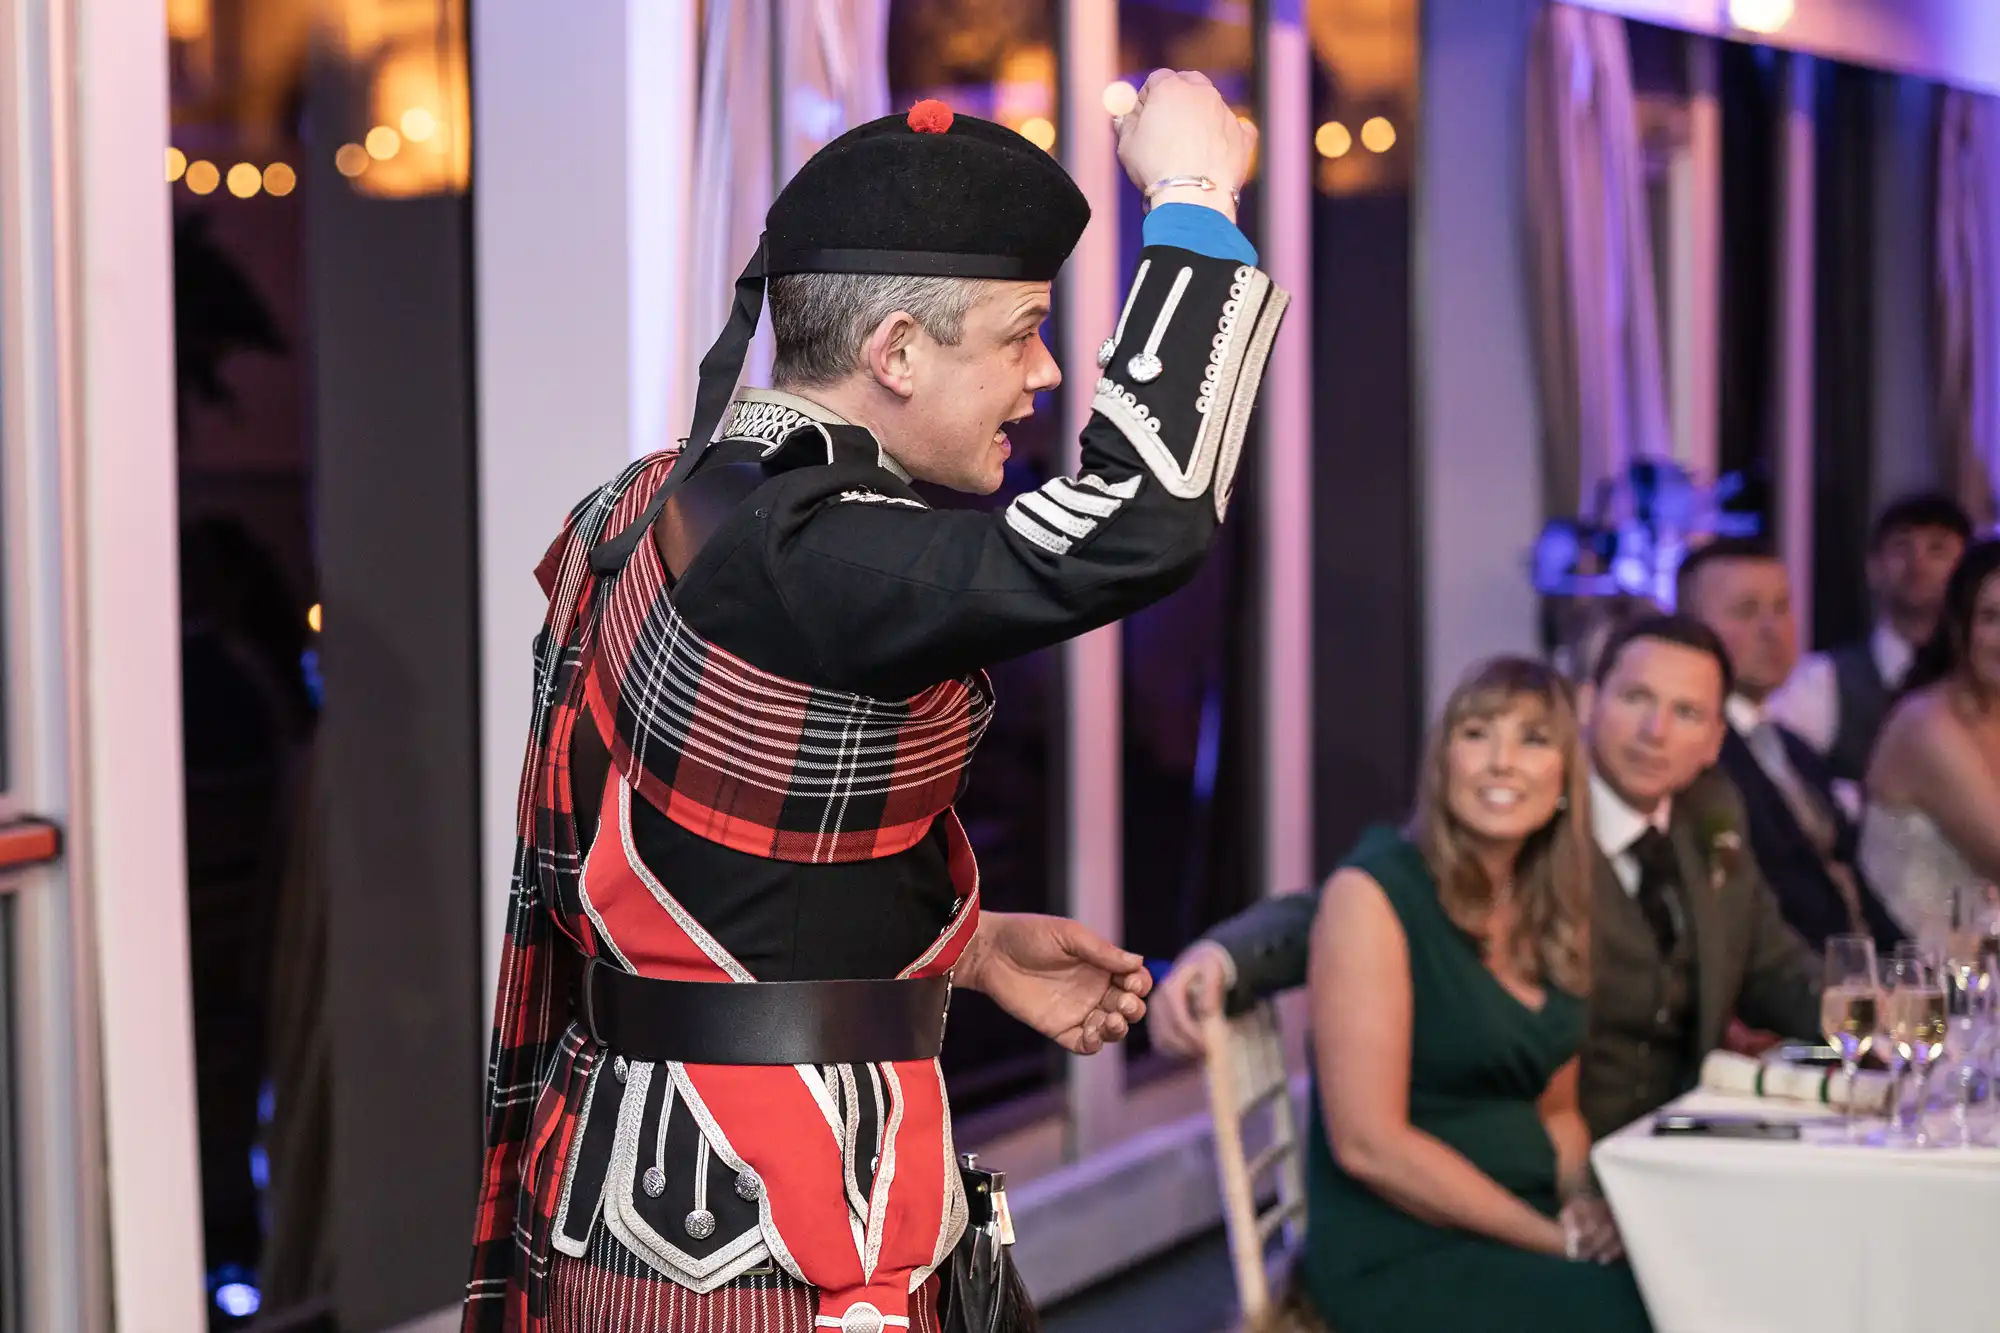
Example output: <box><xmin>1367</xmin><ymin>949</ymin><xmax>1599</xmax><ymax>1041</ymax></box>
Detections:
<box><xmin>1554</xmin><ymin>592</ymin><xmax>1660</xmax><ymax>684</ymax></box>
<box><xmin>1571</xmin><ymin>614</ymin><xmax>1822</xmax><ymax>1134</ymax></box>
<box><xmin>1153</xmin><ymin>616</ymin><xmax>1821</xmax><ymax>1142</ymax></box>
<box><xmin>1769</xmin><ymin>493</ymin><xmax>1971</xmax><ymax>789</ymax></box>
<box><xmin>1300</xmin><ymin>656</ymin><xmax>1650</xmax><ymax>1333</ymax></box>
<box><xmin>1861</xmin><ymin>539</ymin><xmax>2000</xmax><ymax>947</ymax></box>
<box><xmin>1676</xmin><ymin>540</ymin><xmax>1902</xmax><ymax>954</ymax></box>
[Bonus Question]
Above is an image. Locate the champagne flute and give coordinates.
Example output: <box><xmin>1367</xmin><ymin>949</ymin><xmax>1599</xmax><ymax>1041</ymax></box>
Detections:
<box><xmin>1941</xmin><ymin>949</ymin><xmax>2000</xmax><ymax>1147</ymax></box>
<box><xmin>1974</xmin><ymin>887</ymin><xmax>2000</xmax><ymax>972</ymax></box>
<box><xmin>1821</xmin><ymin>934</ymin><xmax>1879</xmax><ymax>1141</ymax></box>
<box><xmin>1882</xmin><ymin>951</ymin><xmax>1949</xmax><ymax>1144</ymax></box>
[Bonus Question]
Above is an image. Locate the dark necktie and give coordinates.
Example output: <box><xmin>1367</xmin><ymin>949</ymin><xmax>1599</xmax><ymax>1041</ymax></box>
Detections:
<box><xmin>1629</xmin><ymin>828</ymin><xmax>1683</xmax><ymax>955</ymax></box>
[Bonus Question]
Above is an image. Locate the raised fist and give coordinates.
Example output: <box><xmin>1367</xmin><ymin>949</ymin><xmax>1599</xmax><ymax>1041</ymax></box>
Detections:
<box><xmin>1114</xmin><ymin>69</ymin><xmax>1256</xmax><ymax>218</ymax></box>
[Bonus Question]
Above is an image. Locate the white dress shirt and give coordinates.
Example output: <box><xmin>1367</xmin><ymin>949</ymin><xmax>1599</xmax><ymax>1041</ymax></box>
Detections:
<box><xmin>1591</xmin><ymin>770</ymin><xmax>1672</xmax><ymax>897</ymax></box>
<box><xmin>1725</xmin><ymin>693</ymin><xmax>1765</xmax><ymax>739</ymax></box>
<box><xmin>1765</xmin><ymin>621</ymin><xmax>1916</xmax><ymax>757</ymax></box>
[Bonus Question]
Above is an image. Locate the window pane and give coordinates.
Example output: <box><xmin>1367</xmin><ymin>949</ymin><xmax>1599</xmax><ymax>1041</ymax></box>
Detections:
<box><xmin>890</xmin><ymin>0</ymin><xmax>1068</xmax><ymax>1121</ymax></box>
<box><xmin>1116</xmin><ymin>0</ymin><xmax>1261</xmax><ymax>1062</ymax></box>
<box><xmin>172</xmin><ymin>2</ymin><xmax>474</xmax><ymax>1321</ymax></box>
<box><xmin>1309</xmin><ymin>1</ymin><xmax>1422</xmax><ymax>872</ymax></box>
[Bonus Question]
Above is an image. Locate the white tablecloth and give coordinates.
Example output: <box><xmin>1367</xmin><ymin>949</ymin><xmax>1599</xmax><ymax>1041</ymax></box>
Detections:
<box><xmin>1593</xmin><ymin>1090</ymin><xmax>2000</xmax><ymax>1333</ymax></box>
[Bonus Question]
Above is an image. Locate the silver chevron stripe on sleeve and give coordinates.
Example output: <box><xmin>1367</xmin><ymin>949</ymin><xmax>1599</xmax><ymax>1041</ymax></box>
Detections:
<box><xmin>1044</xmin><ymin>475</ymin><xmax>1126</xmax><ymax>517</ymax></box>
<box><xmin>1002</xmin><ymin>472</ymin><xmax>1142</xmax><ymax>557</ymax></box>
<box><xmin>1015</xmin><ymin>490</ymin><xmax>1098</xmax><ymax>540</ymax></box>
<box><xmin>1004</xmin><ymin>503</ymin><xmax>1072</xmax><ymax>555</ymax></box>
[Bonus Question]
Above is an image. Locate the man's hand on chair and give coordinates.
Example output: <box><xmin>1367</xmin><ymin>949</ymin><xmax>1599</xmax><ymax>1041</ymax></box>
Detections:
<box><xmin>1149</xmin><ymin>940</ymin><xmax>1236</xmax><ymax>1058</ymax></box>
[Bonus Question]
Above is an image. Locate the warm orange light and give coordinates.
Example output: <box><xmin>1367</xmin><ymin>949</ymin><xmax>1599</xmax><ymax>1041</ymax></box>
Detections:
<box><xmin>166</xmin><ymin>147</ymin><xmax>188</xmax><ymax>182</ymax></box>
<box><xmin>184</xmin><ymin>160</ymin><xmax>220</xmax><ymax>195</ymax></box>
<box><xmin>1314</xmin><ymin>122</ymin><xmax>1352</xmax><ymax>159</ymax></box>
<box><xmin>335</xmin><ymin>144</ymin><xmax>370</xmax><ymax>177</ymax></box>
<box><xmin>166</xmin><ymin>0</ymin><xmax>210</xmax><ymax>41</ymax></box>
<box><xmin>307</xmin><ymin>603</ymin><xmax>323</xmax><ymax>634</ymax></box>
<box><xmin>226</xmin><ymin>163</ymin><xmax>262</xmax><ymax>198</ymax></box>
<box><xmin>400</xmin><ymin>107</ymin><xmax>438</xmax><ymax>143</ymax></box>
<box><xmin>1360</xmin><ymin>117</ymin><xmax>1397</xmax><ymax>153</ymax></box>
<box><xmin>364</xmin><ymin>126</ymin><xmax>402</xmax><ymax>160</ymax></box>
<box><xmin>1020</xmin><ymin>116</ymin><xmax>1056</xmax><ymax>152</ymax></box>
<box><xmin>263</xmin><ymin>163</ymin><xmax>297</xmax><ymax>197</ymax></box>
<box><xmin>1102</xmin><ymin>81</ymin><xmax>1139</xmax><ymax>118</ymax></box>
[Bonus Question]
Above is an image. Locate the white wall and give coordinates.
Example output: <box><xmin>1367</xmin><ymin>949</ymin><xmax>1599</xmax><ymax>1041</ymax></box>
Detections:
<box><xmin>72</xmin><ymin>0</ymin><xmax>208</xmax><ymax>1325</ymax></box>
<box><xmin>1416</xmin><ymin>0</ymin><xmax>1546</xmax><ymax>714</ymax></box>
<box><xmin>469</xmin><ymin>2</ymin><xmax>695</xmax><ymax>1013</ymax></box>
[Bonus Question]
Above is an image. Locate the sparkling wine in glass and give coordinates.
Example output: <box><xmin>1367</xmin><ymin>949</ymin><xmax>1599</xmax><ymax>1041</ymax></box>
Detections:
<box><xmin>1822</xmin><ymin>934</ymin><xmax>1879</xmax><ymax>1139</ymax></box>
<box><xmin>1940</xmin><ymin>953</ymin><xmax>1996</xmax><ymax>1147</ymax></box>
<box><xmin>1882</xmin><ymin>952</ymin><xmax>1948</xmax><ymax>1144</ymax></box>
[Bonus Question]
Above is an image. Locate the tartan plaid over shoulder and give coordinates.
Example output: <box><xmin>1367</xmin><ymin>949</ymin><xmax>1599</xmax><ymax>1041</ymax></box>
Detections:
<box><xmin>463</xmin><ymin>448</ymin><xmax>994</xmax><ymax>1331</ymax></box>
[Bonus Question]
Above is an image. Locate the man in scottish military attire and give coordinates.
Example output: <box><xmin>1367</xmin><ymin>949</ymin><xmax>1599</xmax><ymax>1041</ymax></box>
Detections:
<box><xmin>465</xmin><ymin>71</ymin><xmax>1289</xmax><ymax>1333</ymax></box>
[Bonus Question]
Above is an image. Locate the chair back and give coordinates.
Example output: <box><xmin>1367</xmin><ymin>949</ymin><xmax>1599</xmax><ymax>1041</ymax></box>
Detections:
<box><xmin>1201</xmin><ymin>1001</ymin><xmax>1306</xmax><ymax>1327</ymax></box>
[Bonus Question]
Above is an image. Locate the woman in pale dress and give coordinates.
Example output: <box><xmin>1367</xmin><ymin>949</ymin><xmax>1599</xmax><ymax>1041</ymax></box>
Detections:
<box><xmin>1860</xmin><ymin>540</ymin><xmax>2000</xmax><ymax>948</ymax></box>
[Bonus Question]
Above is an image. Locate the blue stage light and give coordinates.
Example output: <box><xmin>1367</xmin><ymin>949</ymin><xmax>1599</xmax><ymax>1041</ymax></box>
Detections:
<box><xmin>215</xmin><ymin>1282</ymin><xmax>261</xmax><ymax>1318</ymax></box>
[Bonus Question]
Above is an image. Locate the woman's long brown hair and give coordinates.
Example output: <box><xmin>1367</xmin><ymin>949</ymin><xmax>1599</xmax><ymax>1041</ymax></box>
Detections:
<box><xmin>1406</xmin><ymin>655</ymin><xmax>1594</xmax><ymax>995</ymax></box>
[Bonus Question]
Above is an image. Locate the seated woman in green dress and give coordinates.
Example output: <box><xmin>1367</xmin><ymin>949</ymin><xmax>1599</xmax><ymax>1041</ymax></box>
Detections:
<box><xmin>1301</xmin><ymin>656</ymin><xmax>1651</xmax><ymax>1333</ymax></box>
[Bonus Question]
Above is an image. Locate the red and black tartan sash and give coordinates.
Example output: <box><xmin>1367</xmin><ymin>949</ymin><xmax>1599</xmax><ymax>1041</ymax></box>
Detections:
<box><xmin>466</xmin><ymin>447</ymin><xmax>992</xmax><ymax>1333</ymax></box>
<box><xmin>581</xmin><ymin>482</ymin><xmax>994</xmax><ymax>862</ymax></box>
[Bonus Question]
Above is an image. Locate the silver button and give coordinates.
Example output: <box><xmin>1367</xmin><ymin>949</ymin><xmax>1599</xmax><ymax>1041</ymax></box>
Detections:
<box><xmin>842</xmin><ymin>1303</ymin><xmax>886</xmax><ymax>1333</ymax></box>
<box><xmin>613</xmin><ymin>1056</ymin><xmax>629</xmax><ymax>1083</ymax></box>
<box><xmin>1127</xmin><ymin>352</ymin><xmax>1164</xmax><ymax>383</ymax></box>
<box><xmin>1096</xmin><ymin>337</ymin><xmax>1116</xmax><ymax>369</ymax></box>
<box><xmin>684</xmin><ymin>1209</ymin><xmax>717</xmax><ymax>1241</ymax></box>
<box><xmin>642</xmin><ymin>1167</ymin><xmax>666</xmax><ymax>1198</ymax></box>
<box><xmin>735</xmin><ymin>1169</ymin><xmax>763</xmax><ymax>1202</ymax></box>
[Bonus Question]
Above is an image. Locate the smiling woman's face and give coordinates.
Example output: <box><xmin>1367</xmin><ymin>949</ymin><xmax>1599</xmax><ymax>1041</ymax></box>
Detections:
<box><xmin>1442</xmin><ymin>696</ymin><xmax>1568</xmax><ymax>849</ymax></box>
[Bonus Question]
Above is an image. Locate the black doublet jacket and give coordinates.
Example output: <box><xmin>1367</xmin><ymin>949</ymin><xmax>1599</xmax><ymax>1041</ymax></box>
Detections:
<box><xmin>467</xmin><ymin>243</ymin><xmax>1289</xmax><ymax>1331</ymax></box>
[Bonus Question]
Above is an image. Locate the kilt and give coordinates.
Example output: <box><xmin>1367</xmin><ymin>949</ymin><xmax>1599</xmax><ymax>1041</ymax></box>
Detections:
<box><xmin>547</xmin><ymin>1223</ymin><xmax>942</xmax><ymax>1333</ymax></box>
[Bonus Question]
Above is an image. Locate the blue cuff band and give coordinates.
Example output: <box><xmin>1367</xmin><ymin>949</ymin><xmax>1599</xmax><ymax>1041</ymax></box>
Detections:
<box><xmin>1141</xmin><ymin>202</ymin><xmax>1257</xmax><ymax>265</ymax></box>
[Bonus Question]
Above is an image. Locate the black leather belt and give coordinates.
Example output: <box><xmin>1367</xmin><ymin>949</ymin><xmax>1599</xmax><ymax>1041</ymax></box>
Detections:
<box><xmin>576</xmin><ymin>956</ymin><xmax>951</xmax><ymax>1065</ymax></box>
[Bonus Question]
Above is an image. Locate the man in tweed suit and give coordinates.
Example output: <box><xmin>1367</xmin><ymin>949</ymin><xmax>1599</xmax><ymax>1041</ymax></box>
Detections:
<box><xmin>1154</xmin><ymin>615</ymin><xmax>1821</xmax><ymax>1138</ymax></box>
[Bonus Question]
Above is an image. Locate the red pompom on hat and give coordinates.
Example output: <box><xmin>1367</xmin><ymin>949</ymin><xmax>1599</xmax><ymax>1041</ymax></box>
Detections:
<box><xmin>907</xmin><ymin>99</ymin><xmax>954</xmax><ymax>134</ymax></box>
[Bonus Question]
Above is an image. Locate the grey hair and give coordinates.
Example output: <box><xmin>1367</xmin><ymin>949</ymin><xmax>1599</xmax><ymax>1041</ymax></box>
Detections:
<box><xmin>768</xmin><ymin>272</ymin><xmax>985</xmax><ymax>388</ymax></box>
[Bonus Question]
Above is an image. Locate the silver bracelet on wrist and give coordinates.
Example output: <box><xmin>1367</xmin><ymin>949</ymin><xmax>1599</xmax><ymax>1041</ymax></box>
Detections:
<box><xmin>1142</xmin><ymin>175</ymin><xmax>1241</xmax><ymax>212</ymax></box>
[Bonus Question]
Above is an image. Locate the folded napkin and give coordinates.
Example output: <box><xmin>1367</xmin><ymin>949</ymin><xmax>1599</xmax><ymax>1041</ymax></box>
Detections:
<box><xmin>1698</xmin><ymin>1050</ymin><xmax>1898</xmax><ymax>1116</ymax></box>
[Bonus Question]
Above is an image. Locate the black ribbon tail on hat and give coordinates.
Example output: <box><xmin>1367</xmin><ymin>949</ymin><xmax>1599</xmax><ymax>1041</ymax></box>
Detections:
<box><xmin>590</xmin><ymin>240</ymin><xmax>767</xmax><ymax>575</ymax></box>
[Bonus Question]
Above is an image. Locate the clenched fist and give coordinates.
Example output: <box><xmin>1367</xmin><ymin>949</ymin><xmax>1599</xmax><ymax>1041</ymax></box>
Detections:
<box><xmin>1114</xmin><ymin>69</ymin><xmax>1256</xmax><ymax>221</ymax></box>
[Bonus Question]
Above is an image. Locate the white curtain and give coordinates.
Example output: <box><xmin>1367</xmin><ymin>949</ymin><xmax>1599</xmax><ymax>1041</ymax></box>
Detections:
<box><xmin>780</xmin><ymin>0</ymin><xmax>891</xmax><ymax>175</ymax></box>
<box><xmin>683</xmin><ymin>0</ymin><xmax>890</xmax><ymax>430</ymax></box>
<box><xmin>1524</xmin><ymin>3</ymin><xmax>1670</xmax><ymax>520</ymax></box>
<box><xmin>686</xmin><ymin>0</ymin><xmax>776</xmax><ymax>402</ymax></box>
<box><xmin>1937</xmin><ymin>89</ymin><xmax>2000</xmax><ymax>529</ymax></box>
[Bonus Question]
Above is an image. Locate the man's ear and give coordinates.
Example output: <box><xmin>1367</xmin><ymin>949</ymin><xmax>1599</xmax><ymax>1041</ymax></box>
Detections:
<box><xmin>865</xmin><ymin>312</ymin><xmax>920</xmax><ymax>399</ymax></box>
<box><xmin>1701</xmin><ymin>716</ymin><xmax>1727</xmax><ymax>769</ymax></box>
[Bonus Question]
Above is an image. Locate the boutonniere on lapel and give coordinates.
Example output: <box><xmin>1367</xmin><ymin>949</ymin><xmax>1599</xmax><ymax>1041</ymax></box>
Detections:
<box><xmin>1698</xmin><ymin>813</ymin><xmax>1743</xmax><ymax>894</ymax></box>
